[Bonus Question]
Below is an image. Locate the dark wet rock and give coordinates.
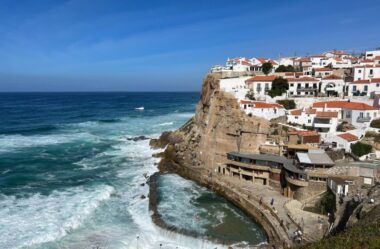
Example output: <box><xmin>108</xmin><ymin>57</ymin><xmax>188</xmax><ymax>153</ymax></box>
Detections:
<box><xmin>140</xmin><ymin>183</ymin><xmax>145</xmax><ymax>187</ymax></box>
<box><xmin>127</xmin><ymin>135</ymin><xmax>150</xmax><ymax>142</ymax></box>
<box><xmin>140</xmin><ymin>195</ymin><xmax>146</xmax><ymax>199</ymax></box>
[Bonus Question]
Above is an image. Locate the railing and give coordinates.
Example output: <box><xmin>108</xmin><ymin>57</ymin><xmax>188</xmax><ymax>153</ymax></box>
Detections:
<box><xmin>285</xmin><ymin>175</ymin><xmax>309</xmax><ymax>187</ymax></box>
<box><xmin>357</xmin><ymin>116</ymin><xmax>371</xmax><ymax>123</ymax></box>
<box><xmin>314</xmin><ymin>119</ymin><xmax>331</xmax><ymax>124</ymax></box>
<box><xmin>296</xmin><ymin>87</ymin><xmax>318</xmax><ymax>91</ymax></box>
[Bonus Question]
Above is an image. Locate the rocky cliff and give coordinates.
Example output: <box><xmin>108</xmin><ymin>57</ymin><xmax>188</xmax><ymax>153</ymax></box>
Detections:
<box><xmin>151</xmin><ymin>73</ymin><xmax>270</xmax><ymax>172</ymax></box>
<box><xmin>150</xmin><ymin>74</ymin><xmax>290</xmax><ymax>247</ymax></box>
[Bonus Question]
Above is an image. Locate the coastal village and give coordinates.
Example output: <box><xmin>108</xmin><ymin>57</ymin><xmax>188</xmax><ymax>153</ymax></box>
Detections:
<box><xmin>206</xmin><ymin>49</ymin><xmax>380</xmax><ymax>246</ymax></box>
<box><xmin>151</xmin><ymin>48</ymin><xmax>380</xmax><ymax>248</ymax></box>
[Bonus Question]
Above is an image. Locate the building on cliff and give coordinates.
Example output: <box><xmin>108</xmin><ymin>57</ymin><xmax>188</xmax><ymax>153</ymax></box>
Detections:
<box><xmin>240</xmin><ymin>100</ymin><xmax>285</xmax><ymax>120</ymax></box>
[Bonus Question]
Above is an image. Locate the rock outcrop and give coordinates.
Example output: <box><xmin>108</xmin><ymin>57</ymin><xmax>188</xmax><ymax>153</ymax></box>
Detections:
<box><xmin>151</xmin><ymin>73</ymin><xmax>270</xmax><ymax>172</ymax></box>
<box><xmin>150</xmin><ymin>74</ymin><xmax>291</xmax><ymax>247</ymax></box>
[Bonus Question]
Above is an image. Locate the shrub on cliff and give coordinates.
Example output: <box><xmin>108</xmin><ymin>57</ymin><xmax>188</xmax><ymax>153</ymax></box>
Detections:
<box><xmin>262</xmin><ymin>62</ymin><xmax>273</xmax><ymax>75</ymax></box>
<box><xmin>276</xmin><ymin>99</ymin><xmax>295</xmax><ymax>110</ymax></box>
<box><xmin>351</xmin><ymin>142</ymin><xmax>372</xmax><ymax>157</ymax></box>
<box><xmin>370</xmin><ymin>118</ymin><xmax>380</xmax><ymax>128</ymax></box>
<box><xmin>268</xmin><ymin>77</ymin><xmax>289</xmax><ymax>97</ymax></box>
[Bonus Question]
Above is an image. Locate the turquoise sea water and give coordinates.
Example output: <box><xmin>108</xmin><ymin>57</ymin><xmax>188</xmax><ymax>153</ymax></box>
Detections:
<box><xmin>0</xmin><ymin>92</ymin><xmax>265</xmax><ymax>249</ymax></box>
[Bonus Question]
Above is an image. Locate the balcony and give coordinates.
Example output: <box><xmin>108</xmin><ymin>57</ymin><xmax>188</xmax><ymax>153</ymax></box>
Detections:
<box><xmin>285</xmin><ymin>174</ymin><xmax>309</xmax><ymax>187</ymax></box>
<box><xmin>357</xmin><ymin>116</ymin><xmax>371</xmax><ymax>123</ymax></box>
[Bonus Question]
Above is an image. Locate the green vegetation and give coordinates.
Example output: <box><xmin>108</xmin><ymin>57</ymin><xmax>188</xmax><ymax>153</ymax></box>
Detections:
<box><xmin>262</xmin><ymin>62</ymin><xmax>273</xmax><ymax>75</ymax></box>
<box><xmin>245</xmin><ymin>90</ymin><xmax>255</xmax><ymax>100</ymax></box>
<box><xmin>276</xmin><ymin>99</ymin><xmax>295</xmax><ymax>110</ymax></box>
<box><xmin>275</xmin><ymin>64</ymin><xmax>295</xmax><ymax>72</ymax></box>
<box><xmin>370</xmin><ymin>119</ymin><xmax>380</xmax><ymax>128</ymax></box>
<box><xmin>268</xmin><ymin>77</ymin><xmax>289</xmax><ymax>97</ymax></box>
<box><xmin>304</xmin><ymin>190</ymin><xmax>336</xmax><ymax>215</ymax></box>
<box><xmin>351</xmin><ymin>142</ymin><xmax>372</xmax><ymax>157</ymax></box>
<box><xmin>300</xmin><ymin>203</ymin><xmax>380</xmax><ymax>249</ymax></box>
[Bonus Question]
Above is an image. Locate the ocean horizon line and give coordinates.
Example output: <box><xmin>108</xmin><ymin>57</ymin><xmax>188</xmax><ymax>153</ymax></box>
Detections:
<box><xmin>0</xmin><ymin>90</ymin><xmax>199</xmax><ymax>94</ymax></box>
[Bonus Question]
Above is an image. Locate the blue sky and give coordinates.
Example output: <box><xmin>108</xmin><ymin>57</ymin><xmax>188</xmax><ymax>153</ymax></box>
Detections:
<box><xmin>0</xmin><ymin>0</ymin><xmax>379</xmax><ymax>91</ymax></box>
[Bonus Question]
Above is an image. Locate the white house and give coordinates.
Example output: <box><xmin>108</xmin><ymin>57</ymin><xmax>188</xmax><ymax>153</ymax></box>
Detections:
<box><xmin>245</xmin><ymin>75</ymin><xmax>277</xmax><ymax>100</ymax></box>
<box><xmin>349</xmin><ymin>78</ymin><xmax>380</xmax><ymax>97</ymax></box>
<box><xmin>278</xmin><ymin>57</ymin><xmax>295</xmax><ymax>67</ymax></box>
<box><xmin>225</xmin><ymin>58</ymin><xmax>252</xmax><ymax>72</ymax></box>
<box><xmin>327</xmin><ymin>132</ymin><xmax>359</xmax><ymax>153</ymax></box>
<box><xmin>240</xmin><ymin>100</ymin><xmax>285</xmax><ymax>120</ymax></box>
<box><xmin>287</xmin><ymin>108</ymin><xmax>338</xmax><ymax>136</ymax></box>
<box><xmin>312</xmin><ymin>100</ymin><xmax>379</xmax><ymax>129</ymax></box>
<box><xmin>219</xmin><ymin>76</ymin><xmax>251</xmax><ymax>100</ymax></box>
<box><xmin>327</xmin><ymin>177</ymin><xmax>351</xmax><ymax>196</ymax></box>
<box><xmin>310</xmin><ymin>54</ymin><xmax>327</xmax><ymax>67</ymax></box>
<box><xmin>287</xmin><ymin>108</ymin><xmax>317</xmax><ymax>126</ymax></box>
<box><xmin>330</xmin><ymin>57</ymin><xmax>352</xmax><ymax>69</ymax></box>
<box><xmin>342</xmin><ymin>103</ymin><xmax>378</xmax><ymax>129</ymax></box>
<box><xmin>353</xmin><ymin>64</ymin><xmax>380</xmax><ymax>81</ymax></box>
<box><xmin>320</xmin><ymin>74</ymin><xmax>346</xmax><ymax>97</ymax></box>
<box><xmin>324</xmin><ymin>50</ymin><xmax>350</xmax><ymax>59</ymax></box>
<box><xmin>287</xmin><ymin>77</ymin><xmax>319</xmax><ymax>97</ymax></box>
<box><xmin>365</xmin><ymin>50</ymin><xmax>380</xmax><ymax>60</ymax></box>
<box><xmin>314</xmin><ymin>68</ymin><xmax>333</xmax><ymax>78</ymax></box>
<box><xmin>314</xmin><ymin>111</ymin><xmax>339</xmax><ymax>134</ymax></box>
<box><xmin>250</xmin><ymin>58</ymin><xmax>278</xmax><ymax>73</ymax></box>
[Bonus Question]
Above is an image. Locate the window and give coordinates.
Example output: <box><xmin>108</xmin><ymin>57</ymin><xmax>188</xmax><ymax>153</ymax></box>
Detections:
<box><xmin>377</xmin><ymin>84</ymin><xmax>380</xmax><ymax>87</ymax></box>
<box><xmin>308</xmin><ymin>119</ymin><xmax>311</xmax><ymax>123</ymax></box>
<box><xmin>360</xmin><ymin>112</ymin><xmax>364</xmax><ymax>118</ymax></box>
<box><xmin>353</xmin><ymin>85</ymin><xmax>357</xmax><ymax>91</ymax></box>
<box><xmin>364</xmin><ymin>85</ymin><xmax>368</xmax><ymax>92</ymax></box>
<box><xmin>305</xmin><ymin>83</ymin><xmax>309</xmax><ymax>88</ymax></box>
<box><xmin>313</xmin><ymin>83</ymin><xmax>317</xmax><ymax>88</ymax></box>
<box><xmin>370</xmin><ymin>69</ymin><xmax>374</xmax><ymax>75</ymax></box>
<box><xmin>295</xmin><ymin>116</ymin><xmax>298</xmax><ymax>119</ymax></box>
<box><xmin>346</xmin><ymin>111</ymin><xmax>351</xmax><ymax>118</ymax></box>
<box><xmin>358</xmin><ymin>70</ymin><xmax>362</xmax><ymax>73</ymax></box>
<box><xmin>290</xmin><ymin>83</ymin><xmax>294</xmax><ymax>87</ymax></box>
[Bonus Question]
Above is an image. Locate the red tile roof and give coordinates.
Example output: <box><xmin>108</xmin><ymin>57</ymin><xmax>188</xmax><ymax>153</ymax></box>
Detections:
<box><xmin>332</xmin><ymin>50</ymin><xmax>348</xmax><ymax>55</ymax></box>
<box><xmin>288</xmin><ymin>77</ymin><xmax>318</xmax><ymax>82</ymax></box>
<box><xmin>314</xmin><ymin>68</ymin><xmax>333</xmax><ymax>72</ymax></box>
<box><xmin>316</xmin><ymin>111</ymin><xmax>338</xmax><ymax>118</ymax></box>
<box><xmin>305</xmin><ymin>108</ymin><xmax>317</xmax><ymax>114</ymax></box>
<box><xmin>322</xmin><ymin>74</ymin><xmax>342</xmax><ymax>80</ymax></box>
<box><xmin>313</xmin><ymin>101</ymin><xmax>377</xmax><ymax>110</ymax></box>
<box><xmin>352</xmin><ymin>79</ymin><xmax>370</xmax><ymax>84</ymax></box>
<box><xmin>290</xmin><ymin>109</ymin><xmax>302</xmax><ymax>116</ymax></box>
<box><xmin>296</xmin><ymin>57</ymin><xmax>311</xmax><ymax>62</ymax></box>
<box><xmin>360</xmin><ymin>59</ymin><xmax>374</xmax><ymax>63</ymax></box>
<box><xmin>352</xmin><ymin>78</ymin><xmax>380</xmax><ymax>84</ymax></box>
<box><xmin>371</xmin><ymin>78</ymin><xmax>380</xmax><ymax>83</ymax></box>
<box><xmin>245</xmin><ymin>75</ymin><xmax>277</xmax><ymax>82</ymax></box>
<box><xmin>241</xmin><ymin>61</ymin><xmax>252</xmax><ymax>66</ymax></box>
<box><xmin>240</xmin><ymin>100</ymin><xmax>283</xmax><ymax>108</ymax></box>
<box><xmin>337</xmin><ymin>133</ymin><xmax>359</xmax><ymax>142</ymax></box>
<box><xmin>310</xmin><ymin>54</ymin><xmax>325</xmax><ymax>58</ymax></box>
<box><xmin>288</xmin><ymin>130</ymin><xmax>319</xmax><ymax>137</ymax></box>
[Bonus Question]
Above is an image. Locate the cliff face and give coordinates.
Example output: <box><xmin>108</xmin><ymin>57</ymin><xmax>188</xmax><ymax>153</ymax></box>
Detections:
<box><xmin>151</xmin><ymin>73</ymin><xmax>270</xmax><ymax>172</ymax></box>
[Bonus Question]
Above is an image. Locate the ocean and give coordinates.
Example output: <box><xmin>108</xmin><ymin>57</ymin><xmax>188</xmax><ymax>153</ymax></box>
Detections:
<box><xmin>0</xmin><ymin>92</ymin><xmax>266</xmax><ymax>249</ymax></box>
